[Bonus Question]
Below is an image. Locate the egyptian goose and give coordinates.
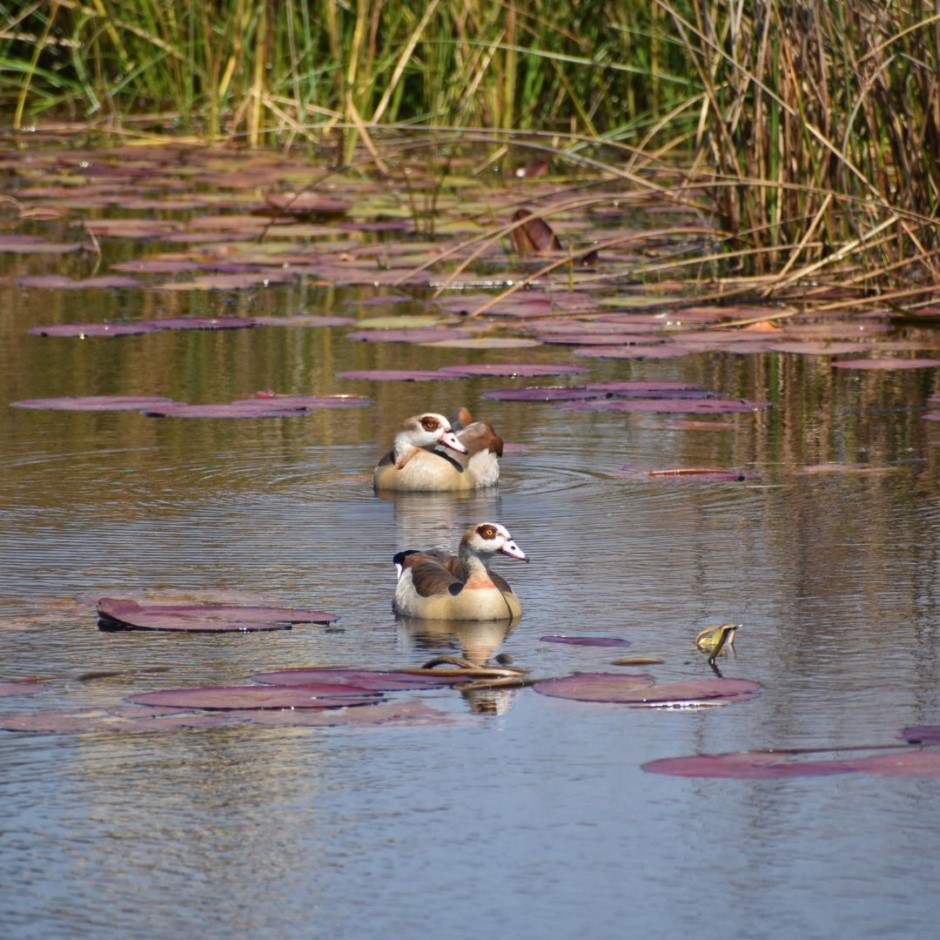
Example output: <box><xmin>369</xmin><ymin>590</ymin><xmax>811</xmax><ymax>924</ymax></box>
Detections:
<box><xmin>392</xmin><ymin>522</ymin><xmax>527</xmax><ymax>621</ymax></box>
<box><xmin>373</xmin><ymin>409</ymin><xmax>503</xmax><ymax>492</ymax></box>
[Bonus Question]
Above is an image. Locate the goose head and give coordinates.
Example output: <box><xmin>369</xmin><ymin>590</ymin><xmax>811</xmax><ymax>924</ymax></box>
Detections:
<box><xmin>462</xmin><ymin>522</ymin><xmax>527</xmax><ymax>562</ymax></box>
<box><xmin>396</xmin><ymin>413</ymin><xmax>467</xmax><ymax>456</ymax></box>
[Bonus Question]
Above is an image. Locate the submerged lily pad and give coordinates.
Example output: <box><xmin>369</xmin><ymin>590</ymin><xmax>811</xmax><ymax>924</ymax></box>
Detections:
<box><xmin>128</xmin><ymin>683</ymin><xmax>380</xmax><ymax>710</ymax></box>
<box><xmin>12</xmin><ymin>395</ymin><xmax>176</xmax><ymax>412</ymax></box>
<box><xmin>534</xmin><ymin>673</ymin><xmax>759</xmax><ymax>706</ymax></box>
<box><xmin>97</xmin><ymin>597</ymin><xmax>338</xmax><ymax>632</ymax></box>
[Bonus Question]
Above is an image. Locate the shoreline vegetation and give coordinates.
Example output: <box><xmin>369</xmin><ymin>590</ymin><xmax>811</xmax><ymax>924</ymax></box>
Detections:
<box><xmin>4</xmin><ymin>1</ymin><xmax>940</xmax><ymax>306</ymax></box>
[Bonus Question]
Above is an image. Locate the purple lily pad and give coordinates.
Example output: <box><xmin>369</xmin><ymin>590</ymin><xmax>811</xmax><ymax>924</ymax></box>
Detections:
<box><xmin>438</xmin><ymin>363</ymin><xmax>589</xmax><ymax>377</ymax></box>
<box><xmin>0</xmin><ymin>681</ymin><xmax>49</xmax><ymax>697</ymax></box>
<box><xmin>12</xmin><ymin>395</ymin><xmax>177</xmax><ymax>412</ymax></box>
<box><xmin>0</xmin><ymin>705</ymin><xmax>228</xmax><ymax>734</ymax></box>
<box><xmin>128</xmin><ymin>683</ymin><xmax>380</xmax><ymax>710</ymax></box>
<box><xmin>250</xmin><ymin>316</ymin><xmax>355</xmax><ymax>327</ymax></box>
<box><xmin>235</xmin><ymin>700</ymin><xmax>452</xmax><ymax>727</ymax></box>
<box><xmin>900</xmin><ymin>726</ymin><xmax>940</xmax><ymax>744</ymax></box>
<box><xmin>539</xmin><ymin>635</ymin><xmax>632</xmax><ymax>648</ymax></box>
<box><xmin>831</xmin><ymin>357</ymin><xmax>940</xmax><ymax>370</ymax></box>
<box><xmin>482</xmin><ymin>386</ymin><xmax>600</xmax><ymax>402</ymax></box>
<box><xmin>29</xmin><ymin>322</ymin><xmax>160</xmax><ymax>338</ymax></box>
<box><xmin>583</xmin><ymin>381</ymin><xmax>703</xmax><ymax>395</ymax></box>
<box><xmin>0</xmin><ymin>234</ymin><xmax>81</xmax><ymax>254</ymax></box>
<box><xmin>345</xmin><ymin>328</ymin><xmax>467</xmax><ymax>343</ymax></box>
<box><xmin>534</xmin><ymin>674</ymin><xmax>759</xmax><ymax>705</ymax></box>
<box><xmin>643</xmin><ymin>751</ymin><xmax>860</xmax><ymax>779</ymax></box>
<box><xmin>251</xmin><ymin>667</ymin><xmax>467</xmax><ymax>690</ymax></box>
<box><xmin>141</xmin><ymin>401</ymin><xmax>308</xmax><ymax>419</ymax></box>
<box><xmin>561</xmin><ymin>398</ymin><xmax>771</xmax><ymax>414</ymax></box>
<box><xmin>336</xmin><ymin>369</ymin><xmax>456</xmax><ymax>382</ymax></box>
<box><xmin>539</xmin><ymin>333</ymin><xmax>665</xmax><ymax>346</ymax></box>
<box><xmin>847</xmin><ymin>750</ymin><xmax>940</xmax><ymax>776</ymax></box>
<box><xmin>97</xmin><ymin>597</ymin><xmax>338</xmax><ymax>632</ymax></box>
<box><xmin>16</xmin><ymin>274</ymin><xmax>140</xmax><ymax>289</ymax></box>
<box><xmin>141</xmin><ymin>316</ymin><xmax>255</xmax><ymax>331</ymax></box>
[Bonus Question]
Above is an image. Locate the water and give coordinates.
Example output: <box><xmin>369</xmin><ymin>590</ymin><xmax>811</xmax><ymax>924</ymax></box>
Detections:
<box><xmin>3</xmin><ymin>170</ymin><xmax>940</xmax><ymax>938</ymax></box>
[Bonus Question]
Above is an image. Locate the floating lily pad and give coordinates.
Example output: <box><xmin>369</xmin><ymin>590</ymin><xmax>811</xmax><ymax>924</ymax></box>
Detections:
<box><xmin>437</xmin><ymin>363</ymin><xmax>589</xmax><ymax>377</ymax></box>
<box><xmin>534</xmin><ymin>674</ymin><xmax>759</xmax><ymax>706</ymax></box>
<box><xmin>128</xmin><ymin>683</ymin><xmax>380</xmax><ymax>710</ymax></box>
<box><xmin>0</xmin><ymin>234</ymin><xmax>81</xmax><ymax>254</ymax></box>
<box><xmin>422</xmin><ymin>337</ymin><xmax>541</xmax><ymax>349</ymax></box>
<box><xmin>97</xmin><ymin>597</ymin><xmax>338</xmax><ymax>632</ymax></box>
<box><xmin>642</xmin><ymin>751</ymin><xmax>860</xmax><ymax>779</ymax></box>
<box><xmin>12</xmin><ymin>395</ymin><xmax>176</xmax><ymax>412</ymax></box>
<box><xmin>251</xmin><ymin>667</ymin><xmax>466</xmax><ymax>690</ymax></box>
<box><xmin>899</xmin><ymin>726</ymin><xmax>940</xmax><ymax>744</ymax></box>
<box><xmin>539</xmin><ymin>635</ymin><xmax>631</xmax><ymax>647</ymax></box>
<box><xmin>562</xmin><ymin>398</ymin><xmax>771</xmax><ymax>414</ymax></box>
<box><xmin>482</xmin><ymin>386</ymin><xmax>600</xmax><ymax>402</ymax></box>
<box><xmin>336</xmin><ymin>369</ymin><xmax>456</xmax><ymax>382</ymax></box>
<box><xmin>265</xmin><ymin>193</ymin><xmax>352</xmax><ymax>217</ymax></box>
<box><xmin>0</xmin><ymin>705</ymin><xmax>228</xmax><ymax>734</ymax></box>
<box><xmin>831</xmin><ymin>357</ymin><xmax>940</xmax><ymax>370</ymax></box>
<box><xmin>29</xmin><ymin>322</ymin><xmax>159</xmax><ymax>338</ymax></box>
<box><xmin>615</xmin><ymin>466</ymin><xmax>752</xmax><ymax>482</ymax></box>
<box><xmin>251</xmin><ymin>315</ymin><xmax>354</xmax><ymax>327</ymax></box>
<box><xmin>141</xmin><ymin>401</ymin><xmax>308</xmax><ymax>419</ymax></box>
<box><xmin>345</xmin><ymin>328</ymin><xmax>467</xmax><ymax>343</ymax></box>
<box><xmin>583</xmin><ymin>380</ymin><xmax>702</xmax><ymax>395</ymax></box>
<box><xmin>16</xmin><ymin>274</ymin><xmax>140</xmax><ymax>289</ymax></box>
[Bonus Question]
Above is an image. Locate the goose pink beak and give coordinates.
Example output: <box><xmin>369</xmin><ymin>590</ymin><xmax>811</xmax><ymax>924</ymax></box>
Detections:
<box><xmin>439</xmin><ymin>430</ymin><xmax>468</xmax><ymax>453</ymax></box>
<box><xmin>500</xmin><ymin>540</ymin><xmax>527</xmax><ymax>561</ymax></box>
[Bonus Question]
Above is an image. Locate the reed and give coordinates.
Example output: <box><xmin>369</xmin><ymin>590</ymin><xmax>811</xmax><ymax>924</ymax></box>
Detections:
<box><xmin>3</xmin><ymin>1</ymin><xmax>939</xmax><ymax>293</ymax></box>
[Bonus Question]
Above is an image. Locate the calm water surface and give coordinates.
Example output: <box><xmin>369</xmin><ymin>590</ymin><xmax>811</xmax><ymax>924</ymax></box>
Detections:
<box><xmin>3</xmin><ymin>204</ymin><xmax>940</xmax><ymax>939</ymax></box>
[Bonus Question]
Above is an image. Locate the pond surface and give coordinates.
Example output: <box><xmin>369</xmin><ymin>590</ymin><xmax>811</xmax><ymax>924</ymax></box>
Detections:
<box><xmin>3</xmin><ymin>144</ymin><xmax>940</xmax><ymax>939</ymax></box>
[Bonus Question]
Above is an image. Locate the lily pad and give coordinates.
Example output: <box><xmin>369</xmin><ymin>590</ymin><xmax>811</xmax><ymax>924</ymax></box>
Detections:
<box><xmin>251</xmin><ymin>667</ymin><xmax>467</xmax><ymax>690</ymax></box>
<box><xmin>12</xmin><ymin>395</ymin><xmax>176</xmax><ymax>412</ymax></box>
<box><xmin>97</xmin><ymin>597</ymin><xmax>338</xmax><ymax>632</ymax></box>
<box><xmin>831</xmin><ymin>357</ymin><xmax>940</xmax><ymax>370</ymax></box>
<box><xmin>0</xmin><ymin>705</ymin><xmax>228</xmax><ymax>734</ymax></box>
<box><xmin>251</xmin><ymin>315</ymin><xmax>355</xmax><ymax>327</ymax></box>
<box><xmin>141</xmin><ymin>401</ymin><xmax>308</xmax><ymax>419</ymax></box>
<box><xmin>539</xmin><ymin>635</ymin><xmax>631</xmax><ymax>648</ymax></box>
<box><xmin>437</xmin><ymin>363</ymin><xmax>589</xmax><ymax>377</ymax></box>
<box><xmin>422</xmin><ymin>337</ymin><xmax>541</xmax><ymax>350</ymax></box>
<box><xmin>533</xmin><ymin>674</ymin><xmax>759</xmax><ymax>706</ymax></box>
<box><xmin>642</xmin><ymin>751</ymin><xmax>860</xmax><ymax>779</ymax></box>
<box><xmin>561</xmin><ymin>398</ymin><xmax>771</xmax><ymax>414</ymax></box>
<box><xmin>128</xmin><ymin>683</ymin><xmax>380</xmax><ymax>710</ymax></box>
<box><xmin>482</xmin><ymin>386</ymin><xmax>600</xmax><ymax>402</ymax></box>
<box><xmin>29</xmin><ymin>322</ymin><xmax>160</xmax><ymax>338</ymax></box>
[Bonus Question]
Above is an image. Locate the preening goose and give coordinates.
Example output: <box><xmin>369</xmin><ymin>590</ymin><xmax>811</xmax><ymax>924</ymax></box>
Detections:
<box><xmin>373</xmin><ymin>410</ymin><xmax>503</xmax><ymax>492</ymax></box>
<box><xmin>392</xmin><ymin>522</ymin><xmax>527</xmax><ymax>621</ymax></box>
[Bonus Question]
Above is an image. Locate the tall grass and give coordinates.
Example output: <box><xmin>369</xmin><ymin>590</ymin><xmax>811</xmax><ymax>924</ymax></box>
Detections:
<box><xmin>3</xmin><ymin>1</ymin><xmax>940</xmax><ymax>294</ymax></box>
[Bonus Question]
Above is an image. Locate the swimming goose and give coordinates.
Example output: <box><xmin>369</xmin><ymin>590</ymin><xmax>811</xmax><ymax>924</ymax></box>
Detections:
<box><xmin>393</xmin><ymin>522</ymin><xmax>527</xmax><ymax>621</ymax></box>
<box><xmin>373</xmin><ymin>409</ymin><xmax>503</xmax><ymax>492</ymax></box>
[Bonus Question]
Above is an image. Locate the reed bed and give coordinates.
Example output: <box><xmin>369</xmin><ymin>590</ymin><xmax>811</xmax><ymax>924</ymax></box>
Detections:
<box><xmin>3</xmin><ymin>1</ymin><xmax>940</xmax><ymax>297</ymax></box>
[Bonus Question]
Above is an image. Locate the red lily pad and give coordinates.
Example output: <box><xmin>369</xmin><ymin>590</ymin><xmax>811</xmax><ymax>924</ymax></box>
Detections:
<box><xmin>128</xmin><ymin>683</ymin><xmax>380</xmax><ymax>710</ymax></box>
<box><xmin>831</xmin><ymin>357</ymin><xmax>940</xmax><ymax>370</ymax></box>
<box><xmin>12</xmin><ymin>395</ymin><xmax>177</xmax><ymax>412</ymax></box>
<box><xmin>540</xmin><ymin>333</ymin><xmax>665</xmax><ymax>346</ymax></box>
<box><xmin>437</xmin><ymin>362</ymin><xmax>589</xmax><ymax>377</ymax></box>
<box><xmin>482</xmin><ymin>386</ymin><xmax>600</xmax><ymax>402</ymax></box>
<box><xmin>336</xmin><ymin>369</ymin><xmax>456</xmax><ymax>382</ymax></box>
<box><xmin>251</xmin><ymin>667</ymin><xmax>467</xmax><ymax>690</ymax></box>
<box><xmin>97</xmin><ymin>597</ymin><xmax>338</xmax><ymax>632</ymax></box>
<box><xmin>561</xmin><ymin>398</ymin><xmax>771</xmax><ymax>414</ymax></box>
<box><xmin>539</xmin><ymin>635</ymin><xmax>631</xmax><ymax>648</ymax></box>
<box><xmin>0</xmin><ymin>234</ymin><xmax>81</xmax><ymax>254</ymax></box>
<box><xmin>534</xmin><ymin>674</ymin><xmax>759</xmax><ymax>705</ymax></box>
<box><xmin>899</xmin><ymin>726</ymin><xmax>940</xmax><ymax>744</ymax></box>
<box><xmin>583</xmin><ymin>381</ymin><xmax>702</xmax><ymax>395</ymax></box>
<box><xmin>511</xmin><ymin>208</ymin><xmax>564</xmax><ymax>254</ymax></box>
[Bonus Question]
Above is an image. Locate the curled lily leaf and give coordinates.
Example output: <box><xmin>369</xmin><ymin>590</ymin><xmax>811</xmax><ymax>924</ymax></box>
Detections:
<box><xmin>695</xmin><ymin>623</ymin><xmax>740</xmax><ymax>661</ymax></box>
